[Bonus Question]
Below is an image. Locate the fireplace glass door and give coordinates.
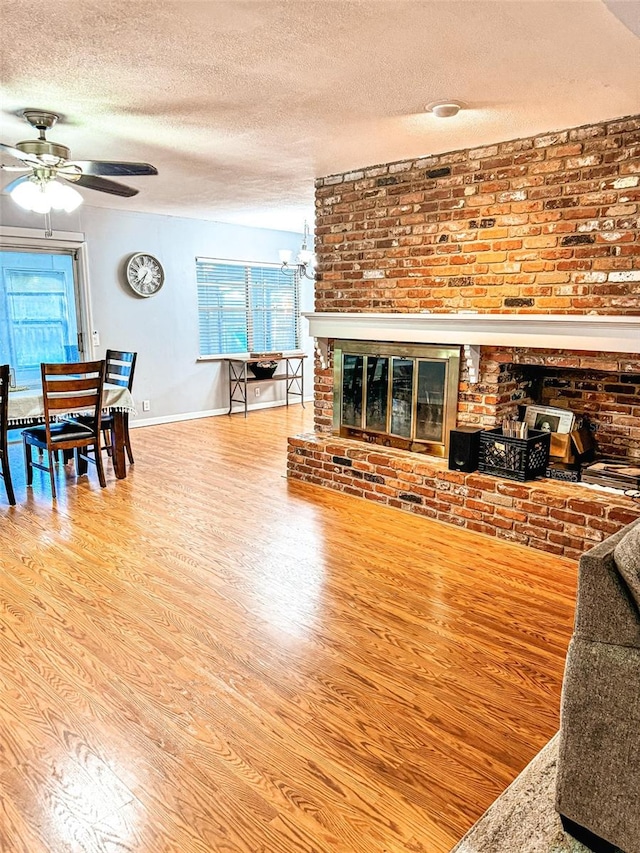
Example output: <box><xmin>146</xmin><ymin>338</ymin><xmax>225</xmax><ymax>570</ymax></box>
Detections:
<box><xmin>416</xmin><ymin>360</ymin><xmax>446</xmax><ymax>442</ymax></box>
<box><xmin>391</xmin><ymin>358</ymin><xmax>414</xmax><ymax>438</ymax></box>
<box><xmin>333</xmin><ymin>341</ymin><xmax>460</xmax><ymax>457</ymax></box>
<box><xmin>365</xmin><ymin>356</ymin><xmax>388</xmax><ymax>432</ymax></box>
<box><xmin>342</xmin><ymin>354</ymin><xmax>363</xmax><ymax>427</ymax></box>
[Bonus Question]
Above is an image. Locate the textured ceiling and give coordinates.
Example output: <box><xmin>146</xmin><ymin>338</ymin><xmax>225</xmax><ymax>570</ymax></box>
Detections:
<box><xmin>1</xmin><ymin>0</ymin><xmax>639</xmax><ymax>231</ymax></box>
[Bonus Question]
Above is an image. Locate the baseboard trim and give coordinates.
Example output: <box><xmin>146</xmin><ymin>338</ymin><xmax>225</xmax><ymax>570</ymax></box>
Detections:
<box><xmin>130</xmin><ymin>396</ymin><xmax>312</xmax><ymax>429</ymax></box>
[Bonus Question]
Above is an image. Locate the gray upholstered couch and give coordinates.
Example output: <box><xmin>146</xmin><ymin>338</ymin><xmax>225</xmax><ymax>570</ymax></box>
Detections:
<box><xmin>556</xmin><ymin>516</ymin><xmax>640</xmax><ymax>853</ymax></box>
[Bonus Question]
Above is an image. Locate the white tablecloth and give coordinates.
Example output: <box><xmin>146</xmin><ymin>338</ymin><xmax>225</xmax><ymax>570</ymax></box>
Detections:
<box><xmin>7</xmin><ymin>383</ymin><xmax>136</xmax><ymax>426</ymax></box>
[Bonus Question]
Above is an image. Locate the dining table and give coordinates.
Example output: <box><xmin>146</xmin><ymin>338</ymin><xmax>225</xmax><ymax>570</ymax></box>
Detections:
<box><xmin>7</xmin><ymin>383</ymin><xmax>136</xmax><ymax>480</ymax></box>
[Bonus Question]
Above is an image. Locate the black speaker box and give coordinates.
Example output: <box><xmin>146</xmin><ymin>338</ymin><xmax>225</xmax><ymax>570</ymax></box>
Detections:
<box><xmin>448</xmin><ymin>426</ymin><xmax>484</xmax><ymax>473</ymax></box>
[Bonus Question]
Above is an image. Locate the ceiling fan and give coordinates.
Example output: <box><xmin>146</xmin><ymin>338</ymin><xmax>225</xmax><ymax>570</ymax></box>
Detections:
<box><xmin>1</xmin><ymin>109</ymin><xmax>157</xmax><ymax>212</ymax></box>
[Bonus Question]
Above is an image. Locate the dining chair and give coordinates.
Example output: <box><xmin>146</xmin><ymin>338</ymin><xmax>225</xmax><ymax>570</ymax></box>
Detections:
<box><xmin>22</xmin><ymin>360</ymin><xmax>107</xmax><ymax>500</ymax></box>
<box><xmin>79</xmin><ymin>350</ymin><xmax>137</xmax><ymax>465</ymax></box>
<box><xmin>104</xmin><ymin>349</ymin><xmax>137</xmax><ymax>464</ymax></box>
<box><xmin>0</xmin><ymin>364</ymin><xmax>16</xmax><ymax>506</ymax></box>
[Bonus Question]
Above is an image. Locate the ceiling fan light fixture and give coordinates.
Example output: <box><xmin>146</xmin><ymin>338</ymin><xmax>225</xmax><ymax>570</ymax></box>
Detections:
<box><xmin>11</xmin><ymin>177</ymin><xmax>83</xmax><ymax>214</ymax></box>
<box><xmin>10</xmin><ymin>179</ymin><xmax>46</xmax><ymax>212</ymax></box>
<box><xmin>1</xmin><ymin>109</ymin><xmax>157</xmax><ymax>211</ymax></box>
<box><xmin>50</xmin><ymin>181</ymin><xmax>83</xmax><ymax>212</ymax></box>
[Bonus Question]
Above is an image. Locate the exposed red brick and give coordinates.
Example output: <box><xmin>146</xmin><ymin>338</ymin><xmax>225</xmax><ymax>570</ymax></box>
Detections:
<box><xmin>608</xmin><ymin>507</ymin><xmax>640</xmax><ymax>525</ymax></box>
<box><xmin>528</xmin><ymin>516</ymin><xmax>565</xmax><ymax>533</ymax></box>
<box><xmin>467</xmin><ymin>499</ymin><xmax>496</xmax><ymax>514</ymax></box>
<box><xmin>303</xmin><ymin>114</ymin><xmax>640</xmax><ymax>558</ymax></box>
<box><xmin>496</xmin><ymin>483</ymin><xmax>531</xmax><ymax>499</ymax></box>
<box><xmin>518</xmin><ymin>501</ymin><xmax>549</xmax><ymax>516</ymax></box>
<box><xmin>549</xmin><ymin>509</ymin><xmax>587</xmax><ymax>526</ymax></box>
<box><xmin>495</xmin><ymin>507</ymin><xmax>529</xmax><ymax>522</ymax></box>
<box><xmin>530</xmin><ymin>539</ymin><xmax>565</xmax><ymax>555</ymax></box>
<box><xmin>567</xmin><ymin>499</ymin><xmax>606</xmax><ymax>517</ymax></box>
<box><xmin>314</xmin><ymin>115</ymin><xmax>639</xmax><ymax>333</ymax></box>
<box><xmin>529</xmin><ymin>490</ymin><xmax>568</xmax><ymax>508</ymax></box>
<box><xmin>466</xmin><ymin>521</ymin><xmax>498</xmax><ymax>536</ymax></box>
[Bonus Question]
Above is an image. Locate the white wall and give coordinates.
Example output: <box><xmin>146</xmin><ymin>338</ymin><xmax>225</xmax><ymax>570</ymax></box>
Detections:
<box><xmin>0</xmin><ymin>203</ymin><xmax>315</xmax><ymax>423</ymax></box>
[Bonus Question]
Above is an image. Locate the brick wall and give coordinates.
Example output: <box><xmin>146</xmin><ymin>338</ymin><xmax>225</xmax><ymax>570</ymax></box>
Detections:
<box><xmin>311</xmin><ymin>114</ymin><xmax>640</xmax><ymax>456</ymax></box>
<box><xmin>290</xmin><ymin>115</ymin><xmax>640</xmax><ymax>551</ymax></box>
<box><xmin>315</xmin><ymin>115</ymin><xmax>640</xmax><ymax>315</ymax></box>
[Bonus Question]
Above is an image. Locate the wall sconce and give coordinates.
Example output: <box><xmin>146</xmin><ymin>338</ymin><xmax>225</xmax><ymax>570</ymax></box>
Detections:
<box><xmin>279</xmin><ymin>220</ymin><xmax>316</xmax><ymax>279</ymax></box>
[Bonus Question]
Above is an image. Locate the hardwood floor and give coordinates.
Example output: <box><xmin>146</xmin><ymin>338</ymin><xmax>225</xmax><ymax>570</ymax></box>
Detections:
<box><xmin>0</xmin><ymin>406</ymin><xmax>577</xmax><ymax>853</ymax></box>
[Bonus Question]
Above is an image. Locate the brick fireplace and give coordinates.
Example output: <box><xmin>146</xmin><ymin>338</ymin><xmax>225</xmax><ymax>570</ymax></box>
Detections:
<box><xmin>287</xmin><ymin>114</ymin><xmax>640</xmax><ymax>558</ymax></box>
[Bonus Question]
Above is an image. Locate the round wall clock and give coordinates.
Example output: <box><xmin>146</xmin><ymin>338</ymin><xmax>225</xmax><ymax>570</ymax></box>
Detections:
<box><xmin>125</xmin><ymin>253</ymin><xmax>165</xmax><ymax>297</ymax></box>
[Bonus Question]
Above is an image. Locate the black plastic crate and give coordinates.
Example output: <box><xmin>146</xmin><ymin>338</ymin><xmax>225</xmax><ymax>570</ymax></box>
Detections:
<box><xmin>479</xmin><ymin>428</ymin><xmax>551</xmax><ymax>482</ymax></box>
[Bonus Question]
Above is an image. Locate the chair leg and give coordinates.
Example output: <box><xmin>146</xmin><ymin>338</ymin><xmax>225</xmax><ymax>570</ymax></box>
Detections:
<box><xmin>103</xmin><ymin>427</ymin><xmax>113</xmax><ymax>457</ymax></box>
<box><xmin>24</xmin><ymin>440</ymin><xmax>33</xmax><ymax>486</ymax></box>
<box><xmin>75</xmin><ymin>448</ymin><xmax>88</xmax><ymax>476</ymax></box>
<box><xmin>48</xmin><ymin>451</ymin><xmax>56</xmax><ymax>500</ymax></box>
<box><xmin>0</xmin><ymin>450</ymin><xmax>16</xmax><ymax>506</ymax></box>
<box><xmin>124</xmin><ymin>418</ymin><xmax>134</xmax><ymax>465</ymax></box>
<box><xmin>94</xmin><ymin>442</ymin><xmax>107</xmax><ymax>488</ymax></box>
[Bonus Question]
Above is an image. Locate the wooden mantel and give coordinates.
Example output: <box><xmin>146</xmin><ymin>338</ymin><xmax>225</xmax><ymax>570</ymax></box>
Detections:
<box><xmin>302</xmin><ymin>312</ymin><xmax>640</xmax><ymax>354</ymax></box>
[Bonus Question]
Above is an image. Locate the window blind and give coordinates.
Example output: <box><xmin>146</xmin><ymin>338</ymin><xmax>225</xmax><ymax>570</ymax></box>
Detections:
<box><xmin>196</xmin><ymin>259</ymin><xmax>299</xmax><ymax>356</ymax></box>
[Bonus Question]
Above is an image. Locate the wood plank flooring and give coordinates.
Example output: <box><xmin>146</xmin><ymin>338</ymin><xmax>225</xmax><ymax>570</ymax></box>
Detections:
<box><xmin>0</xmin><ymin>406</ymin><xmax>578</xmax><ymax>853</ymax></box>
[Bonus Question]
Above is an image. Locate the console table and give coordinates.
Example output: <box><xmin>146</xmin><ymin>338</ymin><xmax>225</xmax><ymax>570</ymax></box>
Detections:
<box><xmin>226</xmin><ymin>353</ymin><xmax>306</xmax><ymax>417</ymax></box>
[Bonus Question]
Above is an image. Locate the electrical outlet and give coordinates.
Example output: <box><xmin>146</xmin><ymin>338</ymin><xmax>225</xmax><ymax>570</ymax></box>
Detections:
<box><xmin>142</xmin><ymin>400</ymin><xmax>150</xmax><ymax>412</ymax></box>
<box><xmin>254</xmin><ymin>387</ymin><xmax>260</xmax><ymax>397</ymax></box>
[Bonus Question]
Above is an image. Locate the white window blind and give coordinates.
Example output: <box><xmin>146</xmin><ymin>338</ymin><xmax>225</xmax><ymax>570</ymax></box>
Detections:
<box><xmin>196</xmin><ymin>259</ymin><xmax>300</xmax><ymax>356</ymax></box>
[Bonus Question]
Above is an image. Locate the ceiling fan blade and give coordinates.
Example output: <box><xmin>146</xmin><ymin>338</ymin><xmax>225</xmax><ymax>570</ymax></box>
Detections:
<box><xmin>64</xmin><ymin>174</ymin><xmax>139</xmax><ymax>197</ymax></box>
<box><xmin>3</xmin><ymin>176</ymin><xmax>30</xmax><ymax>194</ymax></box>
<box><xmin>0</xmin><ymin>142</ymin><xmax>40</xmax><ymax>166</ymax></box>
<box><xmin>69</xmin><ymin>160</ymin><xmax>158</xmax><ymax>177</ymax></box>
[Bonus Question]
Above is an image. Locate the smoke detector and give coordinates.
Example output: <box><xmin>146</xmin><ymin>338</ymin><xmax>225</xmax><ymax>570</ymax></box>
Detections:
<box><xmin>426</xmin><ymin>100</ymin><xmax>463</xmax><ymax>118</ymax></box>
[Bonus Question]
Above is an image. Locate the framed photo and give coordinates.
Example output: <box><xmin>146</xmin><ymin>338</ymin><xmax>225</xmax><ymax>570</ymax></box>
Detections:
<box><xmin>534</xmin><ymin>412</ymin><xmax>561</xmax><ymax>433</ymax></box>
<box><xmin>524</xmin><ymin>405</ymin><xmax>575</xmax><ymax>434</ymax></box>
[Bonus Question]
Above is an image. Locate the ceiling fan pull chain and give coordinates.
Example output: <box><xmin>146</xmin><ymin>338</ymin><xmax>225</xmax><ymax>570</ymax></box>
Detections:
<box><xmin>44</xmin><ymin>210</ymin><xmax>53</xmax><ymax>238</ymax></box>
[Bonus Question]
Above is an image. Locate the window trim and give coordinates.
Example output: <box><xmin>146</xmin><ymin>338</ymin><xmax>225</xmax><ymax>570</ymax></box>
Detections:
<box><xmin>0</xmin><ymin>229</ymin><xmax>94</xmax><ymax>362</ymax></box>
<box><xmin>195</xmin><ymin>256</ymin><xmax>301</xmax><ymax>359</ymax></box>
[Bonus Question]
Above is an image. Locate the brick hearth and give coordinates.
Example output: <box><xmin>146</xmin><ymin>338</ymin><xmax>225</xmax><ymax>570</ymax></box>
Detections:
<box><xmin>287</xmin><ymin>113</ymin><xmax>640</xmax><ymax>553</ymax></box>
<box><xmin>288</xmin><ymin>434</ymin><xmax>639</xmax><ymax>559</ymax></box>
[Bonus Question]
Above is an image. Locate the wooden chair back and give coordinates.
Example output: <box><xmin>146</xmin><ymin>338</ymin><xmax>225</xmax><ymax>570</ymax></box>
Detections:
<box><xmin>0</xmin><ymin>364</ymin><xmax>9</xmax><ymax>439</ymax></box>
<box><xmin>41</xmin><ymin>361</ymin><xmax>106</xmax><ymax>443</ymax></box>
<box><xmin>105</xmin><ymin>349</ymin><xmax>137</xmax><ymax>391</ymax></box>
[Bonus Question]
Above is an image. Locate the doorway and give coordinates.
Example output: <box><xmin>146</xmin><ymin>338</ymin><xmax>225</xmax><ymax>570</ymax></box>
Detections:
<box><xmin>0</xmin><ymin>249</ymin><xmax>83</xmax><ymax>387</ymax></box>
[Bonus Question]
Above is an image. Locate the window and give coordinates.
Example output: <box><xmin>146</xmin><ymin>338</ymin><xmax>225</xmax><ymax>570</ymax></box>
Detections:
<box><xmin>0</xmin><ymin>250</ymin><xmax>81</xmax><ymax>386</ymax></box>
<box><xmin>196</xmin><ymin>259</ymin><xmax>299</xmax><ymax>356</ymax></box>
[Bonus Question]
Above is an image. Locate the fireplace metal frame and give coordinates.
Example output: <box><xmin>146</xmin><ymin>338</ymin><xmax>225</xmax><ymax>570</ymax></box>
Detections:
<box><xmin>332</xmin><ymin>340</ymin><xmax>461</xmax><ymax>457</ymax></box>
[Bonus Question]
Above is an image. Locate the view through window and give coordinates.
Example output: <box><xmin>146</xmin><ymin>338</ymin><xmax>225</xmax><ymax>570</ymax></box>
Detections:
<box><xmin>0</xmin><ymin>250</ymin><xmax>80</xmax><ymax>387</ymax></box>
<box><xmin>196</xmin><ymin>259</ymin><xmax>299</xmax><ymax>356</ymax></box>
